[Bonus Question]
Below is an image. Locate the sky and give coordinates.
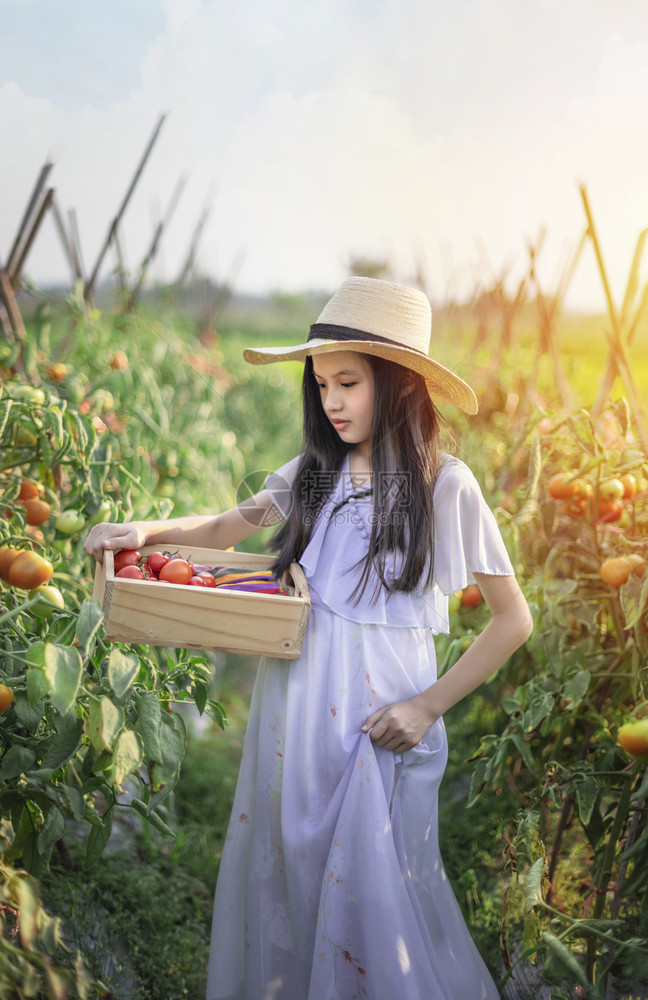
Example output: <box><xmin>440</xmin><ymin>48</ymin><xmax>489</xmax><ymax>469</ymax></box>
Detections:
<box><xmin>2</xmin><ymin>0</ymin><xmax>648</xmax><ymax>311</ymax></box>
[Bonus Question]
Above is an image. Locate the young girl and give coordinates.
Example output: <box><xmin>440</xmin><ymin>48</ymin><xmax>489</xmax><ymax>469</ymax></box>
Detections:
<box><xmin>84</xmin><ymin>277</ymin><xmax>533</xmax><ymax>1000</ymax></box>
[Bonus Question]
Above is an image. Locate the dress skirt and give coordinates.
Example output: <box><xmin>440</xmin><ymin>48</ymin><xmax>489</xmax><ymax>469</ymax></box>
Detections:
<box><xmin>206</xmin><ymin>602</ymin><xmax>501</xmax><ymax>1000</ymax></box>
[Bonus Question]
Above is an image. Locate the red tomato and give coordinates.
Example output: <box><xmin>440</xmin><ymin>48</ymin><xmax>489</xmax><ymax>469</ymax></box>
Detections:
<box><xmin>197</xmin><ymin>572</ymin><xmax>217</xmax><ymax>588</ymax></box>
<box><xmin>159</xmin><ymin>559</ymin><xmax>194</xmax><ymax>585</ymax></box>
<box><xmin>188</xmin><ymin>575</ymin><xmax>207</xmax><ymax>586</ymax></box>
<box><xmin>114</xmin><ymin>549</ymin><xmax>141</xmax><ymax>573</ymax></box>
<box><xmin>116</xmin><ymin>565</ymin><xmax>145</xmax><ymax>580</ymax></box>
<box><xmin>146</xmin><ymin>551</ymin><xmax>170</xmax><ymax>575</ymax></box>
<box><xmin>598</xmin><ymin>499</ymin><xmax>623</xmax><ymax>523</ymax></box>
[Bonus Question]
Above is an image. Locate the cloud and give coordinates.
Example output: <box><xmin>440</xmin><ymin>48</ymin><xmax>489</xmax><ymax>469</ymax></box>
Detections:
<box><xmin>2</xmin><ymin>0</ymin><xmax>648</xmax><ymax>313</ymax></box>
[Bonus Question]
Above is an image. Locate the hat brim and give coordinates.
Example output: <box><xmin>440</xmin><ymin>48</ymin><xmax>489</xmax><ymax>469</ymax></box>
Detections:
<box><xmin>243</xmin><ymin>339</ymin><xmax>478</xmax><ymax>415</ymax></box>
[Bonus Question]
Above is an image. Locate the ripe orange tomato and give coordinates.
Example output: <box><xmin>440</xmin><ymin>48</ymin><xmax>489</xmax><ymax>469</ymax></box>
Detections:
<box><xmin>159</xmin><ymin>558</ymin><xmax>194</xmax><ymax>585</ymax></box>
<box><xmin>600</xmin><ymin>557</ymin><xmax>633</xmax><ymax>588</ymax></box>
<box><xmin>460</xmin><ymin>584</ymin><xmax>483</xmax><ymax>608</ymax></box>
<box><xmin>0</xmin><ymin>545</ymin><xmax>21</xmax><ymax>582</ymax></box>
<box><xmin>619</xmin><ymin>474</ymin><xmax>637</xmax><ymax>499</ymax></box>
<box><xmin>109</xmin><ymin>351</ymin><xmax>129</xmax><ymax>370</ymax></box>
<box><xmin>0</xmin><ymin>684</ymin><xmax>14</xmax><ymax>713</ymax></box>
<box><xmin>21</xmin><ymin>498</ymin><xmax>51</xmax><ymax>525</ymax></box>
<box><xmin>18</xmin><ymin>479</ymin><xmax>43</xmax><ymax>500</ymax></box>
<box><xmin>626</xmin><ymin>554</ymin><xmax>647</xmax><ymax>578</ymax></box>
<box><xmin>548</xmin><ymin>473</ymin><xmax>582</xmax><ymax>500</ymax></box>
<box><xmin>618</xmin><ymin>719</ymin><xmax>648</xmax><ymax>757</ymax></box>
<box><xmin>8</xmin><ymin>550</ymin><xmax>54</xmax><ymax>589</ymax></box>
<box><xmin>45</xmin><ymin>362</ymin><xmax>67</xmax><ymax>382</ymax></box>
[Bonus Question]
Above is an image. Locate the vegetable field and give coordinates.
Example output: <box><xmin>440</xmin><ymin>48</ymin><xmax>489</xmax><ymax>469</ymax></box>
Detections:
<box><xmin>1</xmin><ymin>280</ymin><xmax>648</xmax><ymax>1000</ymax></box>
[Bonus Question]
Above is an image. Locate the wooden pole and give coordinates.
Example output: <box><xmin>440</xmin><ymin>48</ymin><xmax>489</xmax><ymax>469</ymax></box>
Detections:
<box><xmin>85</xmin><ymin>113</ymin><xmax>167</xmax><ymax>301</ymax></box>
<box><xmin>10</xmin><ymin>188</ymin><xmax>55</xmax><ymax>289</ymax></box>
<box><xmin>126</xmin><ymin>175</ymin><xmax>186</xmax><ymax>310</ymax></box>
<box><xmin>6</xmin><ymin>162</ymin><xmax>54</xmax><ymax>275</ymax></box>
<box><xmin>580</xmin><ymin>185</ymin><xmax>648</xmax><ymax>450</ymax></box>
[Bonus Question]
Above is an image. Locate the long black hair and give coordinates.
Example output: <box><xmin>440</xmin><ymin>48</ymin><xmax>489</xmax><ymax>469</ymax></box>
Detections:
<box><xmin>269</xmin><ymin>353</ymin><xmax>444</xmax><ymax>601</ymax></box>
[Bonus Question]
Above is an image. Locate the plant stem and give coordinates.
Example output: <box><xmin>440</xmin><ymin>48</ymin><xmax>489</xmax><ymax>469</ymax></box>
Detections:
<box><xmin>585</xmin><ymin>771</ymin><xmax>634</xmax><ymax>985</ymax></box>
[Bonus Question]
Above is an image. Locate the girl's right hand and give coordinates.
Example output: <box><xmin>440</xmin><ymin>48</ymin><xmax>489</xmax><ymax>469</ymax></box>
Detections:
<box><xmin>83</xmin><ymin>521</ymin><xmax>148</xmax><ymax>564</ymax></box>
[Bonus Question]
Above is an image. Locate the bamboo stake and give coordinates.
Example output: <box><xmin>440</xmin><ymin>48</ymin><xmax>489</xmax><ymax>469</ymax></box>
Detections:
<box><xmin>126</xmin><ymin>175</ymin><xmax>186</xmax><ymax>311</ymax></box>
<box><xmin>6</xmin><ymin>162</ymin><xmax>53</xmax><ymax>275</ymax></box>
<box><xmin>85</xmin><ymin>113</ymin><xmax>167</xmax><ymax>301</ymax></box>
<box><xmin>68</xmin><ymin>208</ymin><xmax>86</xmax><ymax>281</ymax></box>
<box><xmin>527</xmin><ymin>239</ymin><xmax>573</xmax><ymax>408</ymax></box>
<box><xmin>580</xmin><ymin>184</ymin><xmax>648</xmax><ymax>449</ymax></box>
<box><xmin>10</xmin><ymin>187</ymin><xmax>55</xmax><ymax>289</ymax></box>
<box><xmin>51</xmin><ymin>196</ymin><xmax>83</xmax><ymax>281</ymax></box>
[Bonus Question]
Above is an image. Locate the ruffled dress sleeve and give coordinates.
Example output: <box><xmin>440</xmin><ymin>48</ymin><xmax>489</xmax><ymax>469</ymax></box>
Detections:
<box><xmin>432</xmin><ymin>455</ymin><xmax>514</xmax><ymax>596</ymax></box>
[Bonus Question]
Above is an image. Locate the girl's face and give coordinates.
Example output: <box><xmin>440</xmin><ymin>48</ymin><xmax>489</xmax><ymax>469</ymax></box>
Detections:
<box><xmin>312</xmin><ymin>351</ymin><xmax>375</xmax><ymax>457</ymax></box>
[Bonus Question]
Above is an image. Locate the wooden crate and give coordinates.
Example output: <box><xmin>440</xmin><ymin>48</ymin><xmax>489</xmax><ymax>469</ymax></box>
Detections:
<box><xmin>92</xmin><ymin>545</ymin><xmax>311</xmax><ymax>659</ymax></box>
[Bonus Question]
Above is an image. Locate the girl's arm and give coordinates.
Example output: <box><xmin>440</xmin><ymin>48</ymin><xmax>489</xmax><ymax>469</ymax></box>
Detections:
<box><xmin>83</xmin><ymin>489</ymin><xmax>283</xmax><ymax>563</ymax></box>
<box><xmin>362</xmin><ymin>573</ymin><xmax>533</xmax><ymax>753</ymax></box>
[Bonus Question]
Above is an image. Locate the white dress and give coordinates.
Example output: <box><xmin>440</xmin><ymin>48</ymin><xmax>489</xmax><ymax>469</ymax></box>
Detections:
<box><xmin>206</xmin><ymin>454</ymin><xmax>514</xmax><ymax>1000</ymax></box>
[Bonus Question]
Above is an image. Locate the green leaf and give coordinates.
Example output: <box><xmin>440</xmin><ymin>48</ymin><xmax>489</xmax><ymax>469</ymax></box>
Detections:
<box><xmin>131</xmin><ymin>797</ymin><xmax>175</xmax><ymax>838</ymax></box>
<box><xmin>1</xmin><ymin>745</ymin><xmax>37</xmax><ymax>780</ymax></box>
<box><xmin>42</xmin><ymin>715</ymin><xmax>84</xmax><ymax>771</ymax></box>
<box><xmin>85</xmin><ymin>808</ymin><xmax>113</xmax><ymax>867</ymax></box>
<box><xmin>575</xmin><ymin>774</ymin><xmax>599</xmax><ymax>826</ymax></box>
<box><xmin>136</xmin><ymin>692</ymin><xmax>163</xmax><ymax>760</ymax></box>
<box><xmin>149</xmin><ymin>711</ymin><xmax>186</xmax><ymax>796</ymax></box>
<box><xmin>107</xmin><ymin>649</ymin><xmax>139</xmax><ymax>700</ymax></box>
<box><xmin>525</xmin><ymin>857</ymin><xmax>544</xmax><ymax>911</ymax></box>
<box><xmin>88</xmin><ymin>696</ymin><xmax>124</xmax><ymax>752</ymax></box>
<box><xmin>467</xmin><ymin>756</ymin><xmax>489</xmax><ymax>807</ymax></box>
<box><xmin>42</xmin><ymin>644</ymin><xmax>83</xmax><ymax>715</ymax></box>
<box><xmin>621</xmin><ymin>572</ymin><xmax>648</xmax><ymax>631</ymax></box>
<box><xmin>64</xmin><ymin>784</ymin><xmax>85</xmax><ymax>822</ymax></box>
<box><xmin>26</xmin><ymin>666</ymin><xmax>50</xmax><ymax>703</ymax></box>
<box><xmin>75</xmin><ymin>599</ymin><xmax>104</xmax><ymax>659</ymax></box>
<box><xmin>12</xmin><ymin>691</ymin><xmax>45</xmax><ymax>733</ymax></box>
<box><xmin>542</xmin><ymin>932</ymin><xmax>588</xmax><ymax>988</ymax></box>
<box><xmin>563</xmin><ymin>669</ymin><xmax>590</xmax><ymax>707</ymax></box>
<box><xmin>193</xmin><ymin>679</ymin><xmax>208</xmax><ymax>715</ymax></box>
<box><xmin>511</xmin><ymin>731</ymin><xmax>536</xmax><ymax>775</ymax></box>
<box><xmin>37</xmin><ymin>804</ymin><xmax>66</xmax><ymax>855</ymax></box>
<box><xmin>111</xmin><ymin>729</ymin><xmax>143</xmax><ymax>789</ymax></box>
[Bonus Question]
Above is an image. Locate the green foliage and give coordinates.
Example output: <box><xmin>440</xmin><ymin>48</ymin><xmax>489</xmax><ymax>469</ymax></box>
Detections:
<box><xmin>0</xmin><ymin>355</ymin><xmax>225</xmax><ymax>995</ymax></box>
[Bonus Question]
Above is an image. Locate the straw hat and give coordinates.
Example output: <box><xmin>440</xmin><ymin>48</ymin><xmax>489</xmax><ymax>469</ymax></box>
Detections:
<box><xmin>243</xmin><ymin>276</ymin><xmax>478</xmax><ymax>414</ymax></box>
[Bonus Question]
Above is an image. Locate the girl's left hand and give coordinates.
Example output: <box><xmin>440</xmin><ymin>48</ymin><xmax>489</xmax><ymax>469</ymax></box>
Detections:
<box><xmin>361</xmin><ymin>696</ymin><xmax>436</xmax><ymax>753</ymax></box>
